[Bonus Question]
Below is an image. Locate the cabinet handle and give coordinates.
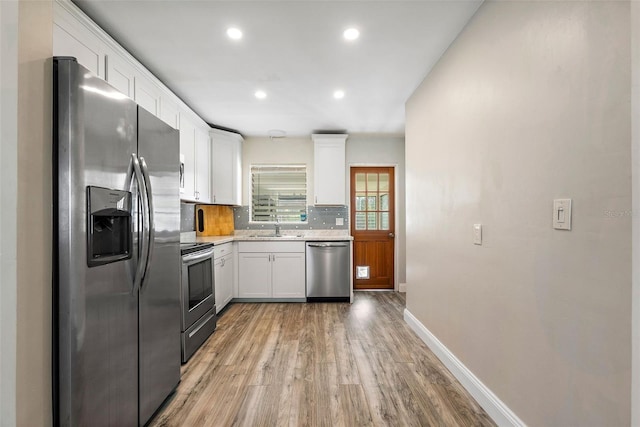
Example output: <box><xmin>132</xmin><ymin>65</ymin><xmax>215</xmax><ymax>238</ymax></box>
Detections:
<box><xmin>272</xmin><ymin>254</ymin><xmax>276</xmax><ymax>262</ymax></box>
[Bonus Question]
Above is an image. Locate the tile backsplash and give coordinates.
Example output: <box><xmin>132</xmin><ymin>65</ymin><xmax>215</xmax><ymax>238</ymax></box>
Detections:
<box><xmin>180</xmin><ymin>203</ymin><xmax>196</xmax><ymax>232</ymax></box>
<box><xmin>182</xmin><ymin>203</ymin><xmax>348</xmax><ymax>232</ymax></box>
<box><xmin>233</xmin><ymin>205</ymin><xmax>349</xmax><ymax>230</ymax></box>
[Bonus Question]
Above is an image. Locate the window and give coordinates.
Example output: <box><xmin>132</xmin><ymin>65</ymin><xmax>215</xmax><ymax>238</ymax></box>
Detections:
<box><xmin>251</xmin><ymin>165</ymin><xmax>307</xmax><ymax>222</ymax></box>
<box><xmin>354</xmin><ymin>171</ymin><xmax>390</xmax><ymax>230</ymax></box>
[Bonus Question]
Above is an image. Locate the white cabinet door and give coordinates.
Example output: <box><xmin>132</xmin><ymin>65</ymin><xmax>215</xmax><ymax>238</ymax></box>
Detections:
<box><xmin>214</xmin><ymin>257</ymin><xmax>224</xmax><ymax>313</ymax></box>
<box><xmin>179</xmin><ymin>115</ymin><xmax>196</xmax><ymax>201</ymax></box>
<box><xmin>313</xmin><ymin>135</ymin><xmax>347</xmax><ymax>205</ymax></box>
<box><xmin>195</xmin><ymin>127</ymin><xmax>210</xmax><ymax>203</ymax></box>
<box><xmin>211</xmin><ymin>129</ymin><xmax>242</xmax><ymax>205</ymax></box>
<box><xmin>134</xmin><ymin>76</ymin><xmax>161</xmax><ymax>117</ymax></box>
<box><xmin>272</xmin><ymin>253</ymin><xmax>306</xmax><ymax>298</ymax></box>
<box><xmin>214</xmin><ymin>255</ymin><xmax>234</xmax><ymax>313</ymax></box>
<box><xmin>105</xmin><ymin>53</ymin><xmax>135</xmax><ymax>98</ymax></box>
<box><xmin>160</xmin><ymin>96</ymin><xmax>180</xmax><ymax>130</ymax></box>
<box><xmin>53</xmin><ymin>22</ymin><xmax>104</xmax><ymax>78</ymax></box>
<box><xmin>212</xmin><ymin>136</ymin><xmax>233</xmax><ymax>204</ymax></box>
<box><xmin>220</xmin><ymin>254</ymin><xmax>234</xmax><ymax>310</ymax></box>
<box><xmin>238</xmin><ymin>253</ymin><xmax>272</xmax><ymax>298</ymax></box>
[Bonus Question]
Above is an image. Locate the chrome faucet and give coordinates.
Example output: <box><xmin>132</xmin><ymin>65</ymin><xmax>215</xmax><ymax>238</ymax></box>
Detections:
<box><xmin>274</xmin><ymin>220</ymin><xmax>281</xmax><ymax>237</ymax></box>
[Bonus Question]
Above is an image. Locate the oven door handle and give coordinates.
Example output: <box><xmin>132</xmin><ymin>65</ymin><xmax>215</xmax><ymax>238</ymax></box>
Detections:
<box><xmin>182</xmin><ymin>248</ymin><xmax>214</xmax><ymax>264</ymax></box>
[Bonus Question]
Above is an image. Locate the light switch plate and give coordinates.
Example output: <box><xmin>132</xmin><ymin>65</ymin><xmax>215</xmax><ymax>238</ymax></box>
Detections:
<box><xmin>336</xmin><ymin>217</ymin><xmax>344</xmax><ymax>226</ymax></box>
<box><xmin>553</xmin><ymin>199</ymin><xmax>572</xmax><ymax>230</ymax></box>
<box><xmin>473</xmin><ymin>224</ymin><xmax>482</xmax><ymax>245</ymax></box>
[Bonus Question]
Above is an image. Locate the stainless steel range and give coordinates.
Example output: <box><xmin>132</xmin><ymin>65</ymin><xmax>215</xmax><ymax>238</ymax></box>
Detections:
<box><xmin>180</xmin><ymin>242</ymin><xmax>217</xmax><ymax>363</ymax></box>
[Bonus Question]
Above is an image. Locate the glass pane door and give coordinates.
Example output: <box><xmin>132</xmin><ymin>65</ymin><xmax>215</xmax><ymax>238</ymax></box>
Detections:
<box><xmin>353</xmin><ymin>171</ymin><xmax>390</xmax><ymax>231</ymax></box>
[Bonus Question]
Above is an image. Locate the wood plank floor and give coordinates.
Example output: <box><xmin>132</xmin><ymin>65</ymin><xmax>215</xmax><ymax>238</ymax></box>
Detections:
<box><xmin>150</xmin><ymin>292</ymin><xmax>495</xmax><ymax>427</ymax></box>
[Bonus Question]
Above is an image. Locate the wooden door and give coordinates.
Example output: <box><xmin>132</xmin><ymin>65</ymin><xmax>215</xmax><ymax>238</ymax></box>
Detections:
<box><xmin>351</xmin><ymin>167</ymin><xmax>394</xmax><ymax>289</ymax></box>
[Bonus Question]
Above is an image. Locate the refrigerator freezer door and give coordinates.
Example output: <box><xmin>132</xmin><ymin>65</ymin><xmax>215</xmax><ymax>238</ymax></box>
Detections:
<box><xmin>54</xmin><ymin>58</ymin><xmax>139</xmax><ymax>426</ymax></box>
<box><xmin>137</xmin><ymin>107</ymin><xmax>181</xmax><ymax>425</ymax></box>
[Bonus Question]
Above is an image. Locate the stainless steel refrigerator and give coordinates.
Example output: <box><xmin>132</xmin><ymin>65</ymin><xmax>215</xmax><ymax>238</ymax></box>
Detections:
<box><xmin>53</xmin><ymin>57</ymin><xmax>181</xmax><ymax>426</ymax></box>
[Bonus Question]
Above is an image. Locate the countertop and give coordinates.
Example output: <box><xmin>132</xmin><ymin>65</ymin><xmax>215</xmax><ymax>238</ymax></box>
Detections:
<box><xmin>182</xmin><ymin>231</ymin><xmax>353</xmax><ymax>245</ymax></box>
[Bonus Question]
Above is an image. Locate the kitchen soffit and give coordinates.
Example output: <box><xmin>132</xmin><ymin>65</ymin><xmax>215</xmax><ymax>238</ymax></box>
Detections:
<box><xmin>72</xmin><ymin>0</ymin><xmax>482</xmax><ymax>136</ymax></box>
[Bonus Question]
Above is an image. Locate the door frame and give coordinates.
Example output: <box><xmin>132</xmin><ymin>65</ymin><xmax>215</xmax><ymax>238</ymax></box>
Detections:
<box><xmin>347</xmin><ymin>163</ymin><xmax>399</xmax><ymax>291</ymax></box>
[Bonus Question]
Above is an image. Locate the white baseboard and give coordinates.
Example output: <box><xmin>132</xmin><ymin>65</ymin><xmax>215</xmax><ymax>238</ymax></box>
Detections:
<box><xmin>399</xmin><ymin>282</ymin><xmax>407</xmax><ymax>292</ymax></box>
<box><xmin>403</xmin><ymin>309</ymin><xmax>526</xmax><ymax>427</ymax></box>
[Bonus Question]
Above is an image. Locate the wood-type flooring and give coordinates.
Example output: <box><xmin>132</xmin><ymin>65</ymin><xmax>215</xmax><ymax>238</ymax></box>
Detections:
<box><xmin>150</xmin><ymin>292</ymin><xmax>495</xmax><ymax>427</ymax></box>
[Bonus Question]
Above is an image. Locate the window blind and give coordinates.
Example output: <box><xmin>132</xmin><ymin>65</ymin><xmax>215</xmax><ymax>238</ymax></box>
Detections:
<box><xmin>251</xmin><ymin>165</ymin><xmax>307</xmax><ymax>222</ymax></box>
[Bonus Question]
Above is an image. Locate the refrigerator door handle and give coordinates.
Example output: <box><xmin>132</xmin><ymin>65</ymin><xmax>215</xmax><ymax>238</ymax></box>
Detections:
<box><xmin>139</xmin><ymin>156</ymin><xmax>155</xmax><ymax>289</ymax></box>
<box><xmin>131</xmin><ymin>153</ymin><xmax>150</xmax><ymax>295</ymax></box>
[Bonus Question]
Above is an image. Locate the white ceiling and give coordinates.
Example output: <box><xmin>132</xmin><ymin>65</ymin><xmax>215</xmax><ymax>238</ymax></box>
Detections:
<box><xmin>73</xmin><ymin>0</ymin><xmax>481</xmax><ymax>136</ymax></box>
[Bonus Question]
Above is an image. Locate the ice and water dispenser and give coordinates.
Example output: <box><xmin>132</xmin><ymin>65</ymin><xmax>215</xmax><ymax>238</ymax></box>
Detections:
<box><xmin>86</xmin><ymin>186</ymin><xmax>132</xmax><ymax>267</ymax></box>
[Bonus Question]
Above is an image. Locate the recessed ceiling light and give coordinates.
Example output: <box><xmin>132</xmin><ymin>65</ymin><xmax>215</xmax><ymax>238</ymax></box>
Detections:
<box><xmin>333</xmin><ymin>90</ymin><xmax>345</xmax><ymax>99</ymax></box>
<box><xmin>255</xmin><ymin>90</ymin><xmax>267</xmax><ymax>99</ymax></box>
<box><xmin>343</xmin><ymin>28</ymin><xmax>360</xmax><ymax>41</ymax></box>
<box><xmin>227</xmin><ymin>27</ymin><xmax>243</xmax><ymax>40</ymax></box>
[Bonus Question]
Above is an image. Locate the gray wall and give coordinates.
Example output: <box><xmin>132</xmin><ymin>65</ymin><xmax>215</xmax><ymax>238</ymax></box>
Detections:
<box><xmin>9</xmin><ymin>1</ymin><xmax>53</xmax><ymax>425</ymax></box>
<box><xmin>242</xmin><ymin>136</ymin><xmax>315</xmax><ymax>206</ymax></box>
<box><xmin>405</xmin><ymin>1</ymin><xmax>631</xmax><ymax>426</ymax></box>
<box><xmin>346</xmin><ymin>134</ymin><xmax>406</xmax><ymax>285</ymax></box>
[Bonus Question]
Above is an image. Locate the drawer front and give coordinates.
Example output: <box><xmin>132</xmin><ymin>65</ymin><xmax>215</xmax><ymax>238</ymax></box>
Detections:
<box><xmin>214</xmin><ymin>243</ymin><xmax>232</xmax><ymax>259</ymax></box>
<box><xmin>237</xmin><ymin>241</ymin><xmax>305</xmax><ymax>253</ymax></box>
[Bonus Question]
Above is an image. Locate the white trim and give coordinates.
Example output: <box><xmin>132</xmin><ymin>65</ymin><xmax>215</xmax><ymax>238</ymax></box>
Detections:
<box><xmin>632</xmin><ymin>1</ymin><xmax>640</xmax><ymax>424</ymax></box>
<box><xmin>399</xmin><ymin>282</ymin><xmax>407</xmax><ymax>292</ymax></box>
<box><xmin>403</xmin><ymin>308</ymin><xmax>526</xmax><ymax>427</ymax></box>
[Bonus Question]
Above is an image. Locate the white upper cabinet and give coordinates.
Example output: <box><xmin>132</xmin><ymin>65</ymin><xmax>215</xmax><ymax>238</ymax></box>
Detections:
<box><xmin>180</xmin><ymin>113</ymin><xmax>211</xmax><ymax>202</ymax></box>
<box><xmin>160</xmin><ymin>96</ymin><xmax>180</xmax><ymax>130</ymax></box>
<box><xmin>134</xmin><ymin>77</ymin><xmax>161</xmax><ymax>117</ymax></box>
<box><xmin>53</xmin><ymin>3</ymin><xmax>105</xmax><ymax>78</ymax></box>
<box><xmin>210</xmin><ymin>129</ymin><xmax>243</xmax><ymax>206</ymax></box>
<box><xmin>194</xmin><ymin>127</ymin><xmax>211</xmax><ymax>203</ymax></box>
<box><xmin>313</xmin><ymin>134</ymin><xmax>348</xmax><ymax>205</ymax></box>
<box><xmin>54</xmin><ymin>0</ymin><xmax>224</xmax><ymax>205</ymax></box>
<box><xmin>105</xmin><ymin>53</ymin><xmax>135</xmax><ymax>98</ymax></box>
<box><xmin>179</xmin><ymin>115</ymin><xmax>196</xmax><ymax>200</ymax></box>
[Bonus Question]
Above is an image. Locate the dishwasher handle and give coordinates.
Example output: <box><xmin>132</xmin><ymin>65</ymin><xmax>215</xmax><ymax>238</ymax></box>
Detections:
<box><xmin>307</xmin><ymin>243</ymin><xmax>349</xmax><ymax>248</ymax></box>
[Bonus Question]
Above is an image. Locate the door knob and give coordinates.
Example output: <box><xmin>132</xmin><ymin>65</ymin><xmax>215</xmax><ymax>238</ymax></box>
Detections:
<box><xmin>389</xmin><ymin>232</ymin><xmax>395</xmax><ymax>238</ymax></box>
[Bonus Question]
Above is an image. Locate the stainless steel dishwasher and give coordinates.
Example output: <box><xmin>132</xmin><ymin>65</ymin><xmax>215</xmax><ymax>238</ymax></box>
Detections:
<box><xmin>306</xmin><ymin>241</ymin><xmax>350</xmax><ymax>302</ymax></box>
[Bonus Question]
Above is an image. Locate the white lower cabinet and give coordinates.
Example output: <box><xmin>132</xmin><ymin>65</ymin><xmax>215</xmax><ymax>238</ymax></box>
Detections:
<box><xmin>238</xmin><ymin>242</ymin><xmax>306</xmax><ymax>299</ymax></box>
<box><xmin>237</xmin><ymin>253</ymin><xmax>271</xmax><ymax>298</ymax></box>
<box><xmin>271</xmin><ymin>253</ymin><xmax>306</xmax><ymax>298</ymax></box>
<box><xmin>214</xmin><ymin>243</ymin><xmax>234</xmax><ymax>313</ymax></box>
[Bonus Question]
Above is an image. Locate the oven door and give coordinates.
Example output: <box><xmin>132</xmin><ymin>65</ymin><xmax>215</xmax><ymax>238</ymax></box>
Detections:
<box><xmin>181</xmin><ymin>247</ymin><xmax>215</xmax><ymax>330</ymax></box>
